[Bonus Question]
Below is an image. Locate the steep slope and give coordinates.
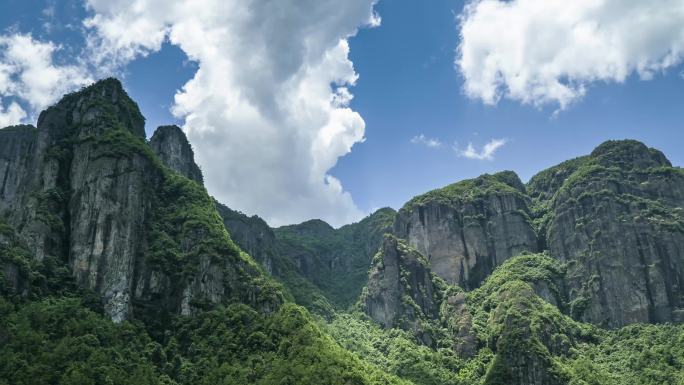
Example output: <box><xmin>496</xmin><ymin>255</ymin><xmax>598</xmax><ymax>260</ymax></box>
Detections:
<box><xmin>0</xmin><ymin>79</ymin><xmax>281</xmax><ymax>322</ymax></box>
<box><xmin>350</xmin><ymin>249</ymin><xmax>684</xmax><ymax>385</ymax></box>
<box><xmin>0</xmin><ymin>79</ymin><xmax>156</xmax><ymax>320</ymax></box>
<box><xmin>214</xmin><ymin>202</ymin><xmax>277</xmax><ymax>275</ymax></box>
<box><xmin>529</xmin><ymin>140</ymin><xmax>684</xmax><ymax>327</ymax></box>
<box><xmin>146</xmin><ymin>123</ymin><xmax>335</xmax><ymax>313</ymax></box>
<box><xmin>149</xmin><ymin>125</ymin><xmax>203</xmax><ymax>184</ymax></box>
<box><xmin>213</xmin><ymin>204</ymin><xmax>397</xmax><ymax>312</ymax></box>
<box><xmin>360</xmin><ymin>235</ymin><xmax>584</xmax><ymax>383</ymax></box>
<box><xmin>361</xmin><ymin>234</ymin><xmax>448</xmax><ymax>346</ymax></box>
<box><xmin>0</xmin><ymin>79</ymin><xmax>410</xmax><ymax>385</ymax></box>
<box><xmin>394</xmin><ymin>171</ymin><xmax>538</xmax><ymax>289</ymax></box>
<box><xmin>274</xmin><ymin>207</ymin><xmax>397</xmax><ymax>309</ymax></box>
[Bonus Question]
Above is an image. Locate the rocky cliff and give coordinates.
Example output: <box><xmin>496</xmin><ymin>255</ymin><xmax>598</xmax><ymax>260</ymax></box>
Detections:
<box><xmin>385</xmin><ymin>140</ymin><xmax>683</xmax><ymax>330</ymax></box>
<box><xmin>361</xmin><ymin>234</ymin><xmax>447</xmax><ymax>345</ymax></box>
<box><xmin>149</xmin><ymin>125</ymin><xmax>204</xmax><ymax>184</ymax></box>
<box><xmin>0</xmin><ymin>79</ymin><xmax>155</xmax><ymax>321</ymax></box>
<box><xmin>215</xmin><ymin>202</ymin><xmax>277</xmax><ymax>274</ymax></box>
<box><xmin>529</xmin><ymin>140</ymin><xmax>684</xmax><ymax>327</ymax></box>
<box><xmin>0</xmin><ymin>79</ymin><xmax>281</xmax><ymax>322</ymax></box>
<box><xmin>143</xmin><ymin>111</ymin><xmax>389</xmax><ymax>315</ymax></box>
<box><xmin>394</xmin><ymin>171</ymin><xmax>538</xmax><ymax>289</ymax></box>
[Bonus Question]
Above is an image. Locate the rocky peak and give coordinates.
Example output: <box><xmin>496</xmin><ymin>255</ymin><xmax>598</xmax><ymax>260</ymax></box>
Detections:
<box><xmin>150</xmin><ymin>125</ymin><xmax>204</xmax><ymax>184</ymax></box>
<box><xmin>489</xmin><ymin>170</ymin><xmax>527</xmax><ymax>192</ymax></box>
<box><xmin>530</xmin><ymin>139</ymin><xmax>684</xmax><ymax>327</ymax></box>
<box><xmin>0</xmin><ymin>78</ymin><xmax>282</xmax><ymax>323</ymax></box>
<box><xmin>362</xmin><ymin>234</ymin><xmax>444</xmax><ymax>342</ymax></box>
<box><xmin>589</xmin><ymin>139</ymin><xmax>671</xmax><ymax>169</ymax></box>
<box><xmin>526</xmin><ymin>156</ymin><xmax>589</xmax><ymax>203</ymax></box>
<box><xmin>38</xmin><ymin>77</ymin><xmax>145</xmax><ymax>139</ymax></box>
<box><xmin>394</xmin><ymin>171</ymin><xmax>538</xmax><ymax>288</ymax></box>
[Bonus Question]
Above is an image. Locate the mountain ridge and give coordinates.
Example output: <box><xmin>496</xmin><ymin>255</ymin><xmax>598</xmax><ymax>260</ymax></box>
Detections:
<box><xmin>1</xmin><ymin>78</ymin><xmax>683</xmax><ymax>385</ymax></box>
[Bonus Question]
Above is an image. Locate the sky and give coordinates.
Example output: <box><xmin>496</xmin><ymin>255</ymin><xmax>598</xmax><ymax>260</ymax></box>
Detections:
<box><xmin>1</xmin><ymin>0</ymin><xmax>683</xmax><ymax>227</ymax></box>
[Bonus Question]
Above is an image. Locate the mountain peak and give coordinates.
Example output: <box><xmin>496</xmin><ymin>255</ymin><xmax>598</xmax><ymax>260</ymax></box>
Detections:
<box><xmin>362</xmin><ymin>234</ymin><xmax>442</xmax><ymax>336</ymax></box>
<box><xmin>150</xmin><ymin>125</ymin><xmax>204</xmax><ymax>184</ymax></box>
<box><xmin>590</xmin><ymin>139</ymin><xmax>671</xmax><ymax>169</ymax></box>
<box><xmin>37</xmin><ymin>77</ymin><xmax>145</xmax><ymax>138</ymax></box>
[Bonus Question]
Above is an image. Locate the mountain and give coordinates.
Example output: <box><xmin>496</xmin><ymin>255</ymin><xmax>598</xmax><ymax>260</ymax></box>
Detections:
<box><xmin>149</xmin><ymin>125</ymin><xmax>204</xmax><ymax>184</ymax></box>
<box><xmin>361</xmin><ymin>234</ymin><xmax>449</xmax><ymax>346</ymax></box>
<box><xmin>0</xmin><ymin>79</ymin><xmax>280</xmax><ymax>323</ymax></box>
<box><xmin>381</xmin><ymin>142</ymin><xmax>684</xmax><ymax>328</ymax></box>
<box><xmin>0</xmin><ymin>79</ymin><xmax>406</xmax><ymax>385</ymax></box>
<box><xmin>272</xmin><ymin>207</ymin><xmax>396</xmax><ymax>310</ymax></box>
<box><xmin>529</xmin><ymin>140</ymin><xmax>684</xmax><ymax>327</ymax></box>
<box><xmin>214</xmin><ymin>206</ymin><xmax>396</xmax><ymax>315</ymax></box>
<box><xmin>1</xmin><ymin>79</ymin><xmax>683</xmax><ymax>385</ymax></box>
<box><xmin>394</xmin><ymin>171</ymin><xmax>539</xmax><ymax>289</ymax></box>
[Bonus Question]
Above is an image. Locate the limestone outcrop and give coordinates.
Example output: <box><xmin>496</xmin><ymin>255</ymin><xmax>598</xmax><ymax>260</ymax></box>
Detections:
<box><xmin>394</xmin><ymin>171</ymin><xmax>538</xmax><ymax>289</ymax></box>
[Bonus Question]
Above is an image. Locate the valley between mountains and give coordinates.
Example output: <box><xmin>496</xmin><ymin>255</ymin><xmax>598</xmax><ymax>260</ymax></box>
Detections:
<box><xmin>1</xmin><ymin>79</ymin><xmax>682</xmax><ymax>385</ymax></box>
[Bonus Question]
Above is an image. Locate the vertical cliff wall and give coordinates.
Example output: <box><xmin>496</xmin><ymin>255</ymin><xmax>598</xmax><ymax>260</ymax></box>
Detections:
<box><xmin>394</xmin><ymin>171</ymin><xmax>538</xmax><ymax>289</ymax></box>
<box><xmin>0</xmin><ymin>79</ymin><xmax>281</xmax><ymax>322</ymax></box>
<box><xmin>529</xmin><ymin>140</ymin><xmax>684</xmax><ymax>327</ymax></box>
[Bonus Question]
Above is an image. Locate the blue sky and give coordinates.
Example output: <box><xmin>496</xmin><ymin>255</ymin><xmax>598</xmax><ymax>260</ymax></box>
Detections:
<box><xmin>1</xmin><ymin>0</ymin><xmax>683</xmax><ymax>225</ymax></box>
<box><xmin>338</xmin><ymin>0</ymin><xmax>684</xmax><ymax>212</ymax></box>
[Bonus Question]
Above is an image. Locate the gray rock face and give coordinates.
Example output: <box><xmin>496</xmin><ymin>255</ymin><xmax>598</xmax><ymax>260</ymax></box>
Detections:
<box><xmin>530</xmin><ymin>140</ymin><xmax>684</xmax><ymax>327</ymax></box>
<box><xmin>394</xmin><ymin>171</ymin><xmax>538</xmax><ymax>289</ymax></box>
<box><xmin>150</xmin><ymin>125</ymin><xmax>204</xmax><ymax>184</ymax></box>
<box><xmin>362</xmin><ymin>235</ymin><xmax>443</xmax><ymax>344</ymax></box>
<box><xmin>0</xmin><ymin>125</ymin><xmax>38</xmax><ymax>216</ymax></box>
<box><xmin>0</xmin><ymin>78</ymin><xmax>281</xmax><ymax>322</ymax></box>
<box><xmin>215</xmin><ymin>202</ymin><xmax>276</xmax><ymax>274</ymax></box>
<box><xmin>0</xmin><ymin>79</ymin><xmax>160</xmax><ymax>321</ymax></box>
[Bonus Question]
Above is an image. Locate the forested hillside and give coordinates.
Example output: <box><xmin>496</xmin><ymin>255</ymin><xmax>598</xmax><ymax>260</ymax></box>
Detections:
<box><xmin>1</xmin><ymin>79</ymin><xmax>682</xmax><ymax>385</ymax></box>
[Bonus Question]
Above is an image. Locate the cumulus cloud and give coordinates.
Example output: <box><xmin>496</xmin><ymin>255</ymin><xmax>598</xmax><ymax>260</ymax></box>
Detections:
<box><xmin>0</xmin><ymin>33</ymin><xmax>92</xmax><ymax>125</ymax></box>
<box><xmin>458</xmin><ymin>0</ymin><xmax>684</xmax><ymax>108</ymax></box>
<box><xmin>411</xmin><ymin>134</ymin><xmax>442</xmax><ymax>148</ymax></box>
<box><xmin>0</xmin><ymin>101</ymin><xmax>26</xmax><ymax>127</ymax></box>
<box><xmin>83</xmin><ymin>0</ymin><xmax>379</xmax><ymax>227</ymax></box>
<box><xmin>457</xmin><ymin>138</ymin><xmax>506</xmax><ymax>160</ymax></box>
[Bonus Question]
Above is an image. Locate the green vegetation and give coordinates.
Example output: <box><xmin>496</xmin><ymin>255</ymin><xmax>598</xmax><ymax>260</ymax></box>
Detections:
<box><xmin>569</xmin><ymin>323</ymin><xmax>684</xmax><ymax>385</ymax></box>
<box><xmin>0</xmin><ymin>79</ymin><xmax>406</xmax><ymax>384</ymax></box>
<box><xmin>0</xmin><ymin>296</ymin><xmax>408</xmax><ymax>385</ymax></box>
<box><xmin>324</xmin><ymin>312</ymin><xmax>483</xmax><ymax>385</ymax></box>
<box><xmin>0</xmin><ymin>297</ymin><xmax>160</xmax><ymax>385</ymax></box>
<box><xmin>331</xmin><ymin>252</ymin><xmax>684</xmax><ymax>385</ymax></box>
<box><xmin>527</xmin><ymin>156</ymin><xmax>590</xmax><ymax>202</ymax></box>
<box><xmin>3</xmin><ymin>84</ymin><xmax>684</xmax><ymax>385</ymax></box>
<box><xmin>4</xmin><ymin>216</ymin><xmax>684</xmax><ymax>385</ymax></box>
<box><xmin>401</xmin><ymin>171</ymin><xmax>525</xmax><ymax>209</ymax></box>
<box><xmin>273</xmin><ymin>207</ymin><xmax>397</xmax><ymax>311</ymax></box>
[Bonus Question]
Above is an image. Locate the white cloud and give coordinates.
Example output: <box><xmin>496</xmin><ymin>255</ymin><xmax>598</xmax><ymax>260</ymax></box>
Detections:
<box><xmin>458</xmin><ymin>0</ymin><xmax>684</xmax><ymax>108</ymax></box>
<box><xmin>0</xmin><ymin>101</ymin><xmax>27</xmax><ymax>127</ymax></box>
<box><xmin>0</xmin><ymin>33</ymin><xmax>92</xmax><ymax>126</ymax></box>
<box><xmin>411</xmin><ymin>134</ymin><xmax>442</xmax><ymax>148</ymax></box>
<box><xmin>83</xmin><ymin>0</ymin><xmax>379</xmax><ymax>227</ymax></box>
<box><xmin>457</xmin><ymin>138</ymin><xmax>506</xmax><ymax>160</ymax></box>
